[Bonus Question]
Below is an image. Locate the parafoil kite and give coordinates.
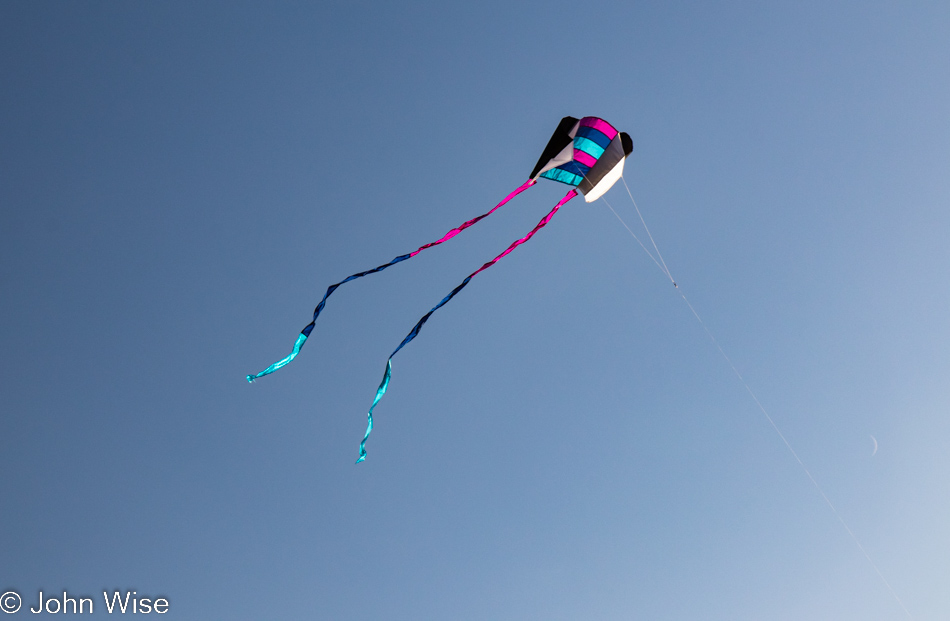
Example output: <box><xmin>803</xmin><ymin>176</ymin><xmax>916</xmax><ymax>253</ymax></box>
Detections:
<box><xmin>248</xmin><ymin>116</ymin><xmax>633</xmax><ymax>462</ymax></box>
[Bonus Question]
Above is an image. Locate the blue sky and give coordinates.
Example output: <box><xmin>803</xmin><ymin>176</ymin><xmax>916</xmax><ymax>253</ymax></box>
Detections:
<box><xmin>2</xmin><ymin>2</ymin><xmax>948</xmax><ymax>619</ymax></box>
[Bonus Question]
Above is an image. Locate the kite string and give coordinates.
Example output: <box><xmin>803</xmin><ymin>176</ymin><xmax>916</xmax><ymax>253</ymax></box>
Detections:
<box><xmin>576</xmin><ymin>169</ymin><xmax>674</xmax><ymax>287</ymax></box>
<box><xmin>607</xmin><ymin>183</ymin><xmax>912</xmax><ymax>618</ymax></box>
<box><xmin>677</xmin><ymin>291</ymin><xmax>911</xmax><ymax>618</ymax></box>
<box><xmin>621</xmin><ymin>176</ymin><xmax>675</xmax><ymax>286</ymax></box>
<box><xmin>601</xmin><ymin>194</ymin><xmax>665</xmax><ymax>275</ymax></box>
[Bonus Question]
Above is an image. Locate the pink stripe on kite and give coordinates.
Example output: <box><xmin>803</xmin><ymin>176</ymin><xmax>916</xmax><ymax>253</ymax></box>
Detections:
<box><xmin>579</xmin><ymin>117</ymin><xmax>618</xmax><ymax>140</ymax></box>
<box><xmin>573</xmin><ymin>149</ymin><xmax>598</xmax><ymax>168</ymax></box>
<box><xmin>471</xmin><ymin>190</ymin><xmax>577</xmax><ymax>278</ymax></box>
<box><xmin>409</xmin><ymin>179</ymin><xmax>536</xmax><ymax>257</ymax></box>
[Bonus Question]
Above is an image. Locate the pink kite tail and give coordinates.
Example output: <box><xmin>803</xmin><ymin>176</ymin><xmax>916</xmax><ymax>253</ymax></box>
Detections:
<box><xmin>356</xmin><ymin>189</ymin><xmax>578</xmax><ymax>462</ymax></box>
<box><xmin>410</xmin><ymin>179</ymin><xmax>536</xmax><ymax>257</ymax></box>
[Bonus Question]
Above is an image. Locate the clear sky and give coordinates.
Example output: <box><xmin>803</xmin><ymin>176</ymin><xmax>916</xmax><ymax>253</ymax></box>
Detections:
<box><xmin>2</xmin><ymin>2</ymin><xmax>948</xmax><ymax>619</ymax></box>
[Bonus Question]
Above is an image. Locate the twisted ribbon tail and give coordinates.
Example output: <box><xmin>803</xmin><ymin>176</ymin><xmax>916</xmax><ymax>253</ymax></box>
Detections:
<box><xmin>246</xmin><ymin>179</ymin><xmax>536</xmax><ymax>383</ymax></box>
<box><xmin>357</xmin><ymin>359</ymin><xmax>392</xmax><ymax>463</ymax></box>
<box><xmin>355</xmin><ymin>189</ymin><xmax>577</xmax><ymax>461</ymax></box>
<box><xmin>246</xmin><ymin>333</ymin><xmax>308</xmax><ymax>382</ymax></box>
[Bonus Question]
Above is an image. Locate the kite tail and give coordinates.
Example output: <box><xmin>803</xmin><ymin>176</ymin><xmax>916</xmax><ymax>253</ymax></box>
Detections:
<box><xmin>246</xmin><ymin>179</ymin><xmax>536</xmax><ymax>383</ymax></box>
<box><xmin>356</xmin><ymin>189</ymin><xmax>577</xmax><ymax>461</ymax></box>
<box><xmin>409</xmin><ymin>179</ymin><xmax>536</xmax><ymax>257</ymax></box>
<box><xmin>357</xmin><ymin>359</ymin><xmax>392</xmax><ymax>463</ymax></box>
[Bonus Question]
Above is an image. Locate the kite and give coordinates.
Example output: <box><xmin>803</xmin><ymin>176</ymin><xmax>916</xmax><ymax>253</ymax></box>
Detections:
<box><xmin>248</xmin><ymin>116</ymin><xmax>633</xmax><ymax>462</ymax></box>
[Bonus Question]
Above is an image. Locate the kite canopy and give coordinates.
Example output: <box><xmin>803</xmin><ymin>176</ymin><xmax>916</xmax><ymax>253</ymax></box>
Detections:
<box><xmin>530</xmin><ymin>116</ymin><xmax>633</xmax><ymax>202</ymax></box>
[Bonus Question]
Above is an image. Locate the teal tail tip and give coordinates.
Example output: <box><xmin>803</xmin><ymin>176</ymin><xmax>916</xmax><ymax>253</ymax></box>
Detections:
<box><xmin>246</xmin><ymin>374</ymin><xmax>256</xmax><ymax>383</ymax></box>
<box><xmin>355</xmin><ymin>454</ymin><xmax>366</xmax><ymax>464</ymax></box>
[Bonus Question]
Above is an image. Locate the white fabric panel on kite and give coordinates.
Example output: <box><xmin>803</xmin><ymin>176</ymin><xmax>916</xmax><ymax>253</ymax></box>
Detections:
<box><xmin>578</xmin><ymin>131</ymin><xmax>630</xmax><ymax>201</ymax></box>
<box><xmin>535</xmin><ymin>141</ymin><xmax>577</xmax><ymax>178</ymax></box>
<box><xmin>583</xmin><ymin>156</ymin><xmax>625</xmax><ymax>202</ymax></box>
<box><xmin>529</xmin><ymin>116</ymin><xmax>580</xmax><ymax>181</ymax></box>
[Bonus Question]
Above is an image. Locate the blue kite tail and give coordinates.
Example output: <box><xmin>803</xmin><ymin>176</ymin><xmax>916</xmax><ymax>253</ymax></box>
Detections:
<box><xmin>247</xmin><ymin>333</ymin><xmax>308</xmax><ymax>382</ymax></box>
<box><xmin>246</xmin><ymin>254</ymin><xmax>411</xmax><ymax>383</ymax></box>
<box><xmin>246</xmin><ymin>180</ymin><xmax>535</xmax><ymax>383</ymax></box>
<box><xmin>357</xmin><ymin>359</ymin><xmax>392</xmax><ymax>463</ymax></box>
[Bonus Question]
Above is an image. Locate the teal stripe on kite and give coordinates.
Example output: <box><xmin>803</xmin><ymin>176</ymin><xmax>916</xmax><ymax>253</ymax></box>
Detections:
<box><xmin>574</xmin><ymin>136</ymin><xmax>605</xmax><ymax>159</ymax></box>
<box><xmin>540</xmin><ymin>168</ymin><xmax>583</xmax><ymax>186</ymax></box>
<box><xmin>575</xmin><ymin>125</ymin><xmax>612</xmax><ymax>149</ymax></box>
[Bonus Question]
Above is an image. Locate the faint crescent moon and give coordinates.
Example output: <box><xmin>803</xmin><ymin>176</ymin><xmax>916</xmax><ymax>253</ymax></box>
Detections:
<box><xmin>870</xmin><ymin>435</ymin><xmax>878</xmax><ymax>456</ymax></box>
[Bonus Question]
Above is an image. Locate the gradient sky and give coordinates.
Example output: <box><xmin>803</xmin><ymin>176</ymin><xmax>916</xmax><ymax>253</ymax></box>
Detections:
<box><xmin>2</xmin><ymin>2</ymin><xmax>949</xmax><ymax>619</ymax></box>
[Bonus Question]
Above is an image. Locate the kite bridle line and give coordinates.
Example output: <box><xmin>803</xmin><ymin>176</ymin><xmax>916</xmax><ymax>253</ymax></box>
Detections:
<box><xmin>570</xmin><ymin>163</ymin><xmax>672</xmax><ymax>285</ymax></box>
<box><xmin>620</xmin><ymin>175</ymin><xmax>676</xmax><ymax>287</ymax></box>
<box><xmin>604</xmin><ymin>177</ymin><xmax>912</xmax><ymax>619</ymax></box>
<box><xmin>563</xmin><ymin>162</ymin><xmax>675</xmax><ymax>288</ymax></box>
<box><xmin>600</xmin><ymin>193</ymin><xmax>665</xmax><ymax>276</ymax></box>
